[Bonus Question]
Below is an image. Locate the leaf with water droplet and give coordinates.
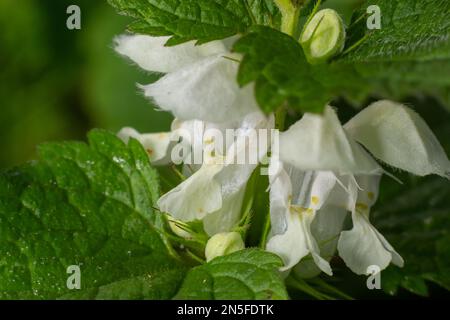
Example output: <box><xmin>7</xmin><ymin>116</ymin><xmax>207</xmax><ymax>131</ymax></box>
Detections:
<box><xmin>0</xmin><ymin>130</ymin><xmax>186</xmax><ymax>299</ymax></box>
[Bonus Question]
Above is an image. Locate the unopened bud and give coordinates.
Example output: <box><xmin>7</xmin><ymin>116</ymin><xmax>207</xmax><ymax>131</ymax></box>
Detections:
<box><xmin>300</xmin><ymin>9</ymin><xmax>346</xmax><ymax>64</ymax></box>
<box><xmin>205</xmin><ymin>232</ymin><xmax>245</xmax><ymax>262</ymax></box>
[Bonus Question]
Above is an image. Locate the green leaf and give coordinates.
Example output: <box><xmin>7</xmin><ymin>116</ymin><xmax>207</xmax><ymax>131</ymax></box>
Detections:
<box><xmin>337</xmin><ymin>0</ymin><xmax>450</xmax><ymax>105</ymax></box>
<box><xmin>0</xmin><ymin>130</ymin><xmax>186</xmax><ymax>299</ymax></box>
<box><xmin>353</xmin><ymin>60</ymin><xmax>450</xmax><ymax>88</ymax></box>
<box><xmin>247</xmin><ymin>0</ymin><xmax>281</xmax><ymax>26</ymax></box>
<box><xmin>233</xmin><ymin>26</ymin><xmax>327</xmax><ymax>113</ymax></box>
<box><xmin>175</xmin><ymin>249</ymin><xmax>289</xmax><ymax>300</ymax></box>
<box><xmin>234</xmin><ymin>26</ymin><xmax>370</xmax><ymax>113</ymax></box>
<box><xmin>107</xmin><ymin>0</ymin><xmax>280</xmax><ymax>45</ymax></box>
<box><xmin>344</xmin><ymin>0</ymin><xmax>450</xmax><ymax>62</ymax></box>
<box><xmin>235</xmin><ymin>22</ymin><xmax>450</xmax><ymax>114</ymax></box>
<box><xmin>374</xmin><ymin>177</ymin><xmax>450</xmax><ymax>296</ymax></box>
<box><xmin>351</xmin><ymin>59</ymin><xmax>450</xmax><ymax>106</ymax></box>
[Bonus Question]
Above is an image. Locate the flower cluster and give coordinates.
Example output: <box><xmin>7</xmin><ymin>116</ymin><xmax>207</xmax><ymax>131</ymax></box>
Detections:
<box><xmin>115</xmin><ymin>34</ymin><xmax>450</xmax><ymax>276</ymax></box>
<box><xmin>268</xmin><ymin>102</ymin><xmax>450</xmax><ymax>275</ymax></box>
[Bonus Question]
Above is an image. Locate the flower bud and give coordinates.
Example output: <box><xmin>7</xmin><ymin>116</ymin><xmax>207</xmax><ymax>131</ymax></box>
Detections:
<box><xmin>205</xmin><ymin>232</ymin><xmax>245</xmax><ymax>262</ymax></box>
<box><xmin>300</xmin><ymin>9</ymin><xmax>346</xmax><ymax>64</ymax></box>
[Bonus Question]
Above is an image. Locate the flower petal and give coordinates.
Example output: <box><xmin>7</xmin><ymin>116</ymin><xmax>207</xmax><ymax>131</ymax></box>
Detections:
<box><xmin>293</xmin><ymin>171</ymin><xmax>338</xmax><ymax>210</ymax></box>
<box><xmin>355</xmin><ymin>174</ymin><xmax>381</xmax><ymax>207</ymax></box>
<box><xmin>337</xmin><ymin>174</ymin><xmax>403</xmax><ymax>275</ymax></box>
<box><xmin>313</xmin><ymin>205</ymin><xmax>348</xmax><ymax>262</ymax></box>
<box><xmin>372</xmin><ymin>227</ymin><xmax>404</xmax><ymax>268</ymax></box>
<box><xmin>202</xmin><ymin>189</ymin><xmax>246</xmax><ymax>236</ymax></box>
<box><xmin>114</xmin><ymin>35</ymin><xmax>226</xmax><ymax>73</ymax></box>
<box><xmin>295</xmin><ymin>205</ymin><xmax>347</xmax><ymax>278</ymax></box>
<box><xmin>141</xmin><ymin>55</ymin><xmax>259</xmax><ymax>123</ymax></box>
<box><xmin>299</xmin><ymin>209</ymin><xmax>333</xmax><ymax>276</ymax></box>
<box><xmin>157</xmin><ymin>162</ymin><xmax>223</xmax><ymax>222</ymax></box>
<box><xmin>268</xmin><ymin>207</ymin><xmax>332</xmax><ymax>274</ymax></box>
<box><xmin>268</xmin><ymin>161</ymin><xmax>293</xmax><ymax>236</ymax></box>
<box><xmin>266</xmin><ymin>208</ymin><xmax>310</xmax><ymax>271</ymax></box>
<box><xmin>203</xmin><ymin>113</ymin><xmax>273</xmax><ymax>235</ymax></box>
<box><xmin>338</xmin><ymin>211</ymin><xmax>399</xmax><ymax>275</ymax></box>
<box><xmin>161</xmin><ymin>112</ymin><xmax>272</xmax><ymax>232</ymax></box>
<box><xmin>118</xmin><ymin>127</ymin><xmax>172</xmax><ymax>164</ymax></box>
<box><xmin>267</xmin><ymin>162</ymin><xmax>333</xmax><ymax>274</ymax></box>
<box><xmin>344</xmin><ymin>100</ymin><xmax>450</xmax><ymax>178</ymax></box>
<box><xmin>280</xmin><ymin>106</ymin><xmax>382</xmax><ymax>175</ymax></box>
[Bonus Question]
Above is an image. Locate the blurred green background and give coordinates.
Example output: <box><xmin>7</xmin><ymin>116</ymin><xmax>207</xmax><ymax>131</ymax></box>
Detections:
<box><xmin>0</xmin><ymin>0</ymin><xmax>172</xmax><ymax>169</ymax></box>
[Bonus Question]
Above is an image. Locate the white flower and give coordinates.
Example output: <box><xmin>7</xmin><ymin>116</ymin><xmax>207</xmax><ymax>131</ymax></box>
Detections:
<box><xmin>337</xmin><ymin>174</ymin><xmax>404</xmax><ymax>275</ymax></box>
<box><xmin>118</xmin><ymin>119</ymin><xmax>203</xmax><ymax>165</ymax></box>
<box><xmin>118</xmin><ymin>117</ymin><xmax>232</xmax><ymax>165</ymax></box>
<box><xmin>115</xmin><ymin>35</ymin><xmax>225</xmax><ymax>73</ymax></box>
<box><xmin>158</xmin><ymin>112</ymin><xmax>274</xmax><ymax>235</ymax></box>
<box><xmin>157</xmin><ymin>146</ymin><xmax>224</xmax><ymax>221</ymax></box>
<box><xmin>115</xmin><ymin>35</ymin><xmax>259</xmax><ymax>124</ymax></box>
<box><xmin>266</xmin><ymin>160</ymin><xmax>338</xmax><ymax>275</ymax></box>
<box><xmin>279</xmin><ymin>106</ymin><xmax>382</xmax><ymax>175</ymax></box>
<box><xmin>118</xmin><ymin>110</ymin><xmax>273</xmax><ymax>236</ymax></box>
<box><xmin>115</xmin><ymin>35</ymin><xmax>270</xmax><ymax>235</ymax></box>
<box><xmin>117</xmin><ymin>127</ymin><xmax>172</xmax><ymax>164</ymax></box>
<box><xmin>267</xmin><ymin>100</ymin><xmax>450</xmax><ymax>275</ymax></box>
<box><xmin>293</xmin><ymin>204</ymin><xmax>347</xmax><ymax>278</ymax></box>
<box><xmin>344</xmin><ymin>100</ymin><xmax>450</xmax><ymax>178</ymax></box>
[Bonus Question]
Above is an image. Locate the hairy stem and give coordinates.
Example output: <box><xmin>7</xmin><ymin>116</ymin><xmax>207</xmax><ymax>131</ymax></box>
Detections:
<box><xmin>275</xmin><ymin>0</ymin><xmax>303</xmax><ymax>36</ymax></box>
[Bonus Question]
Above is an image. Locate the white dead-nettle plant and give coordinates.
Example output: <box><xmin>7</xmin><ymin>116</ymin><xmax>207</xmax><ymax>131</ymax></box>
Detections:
<box><xmin>114</xmin><ymin>33</ymin><xmax>450</xmax><ymax>276</ymax></box>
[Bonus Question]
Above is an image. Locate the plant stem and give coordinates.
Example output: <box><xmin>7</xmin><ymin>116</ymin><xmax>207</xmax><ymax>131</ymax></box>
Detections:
<box><xmin>310</xmin><ymin>278</ymin><xmax>354</xmax><ymax>300</ymax></box>
<box><xmin>282</xmin><ymin>10</ymin><xmax>300</xmax><ymax>35</ymax></box>
<box><xmin>275</xmin><ymin>105</ymin><xmax>287</xmax><ymax>131</ymax></box>
<box><xmin>171</xmin><ymin>165</ymin><xmax>186</xmax><ymax>181</ymax></box>
<box><xmin>259</xmin><ymin>106</ymin><xmax>286</xmax><ymax>248</ymax></box>
<box><xmin>286</xmin><ymin>276</ymin><xmax>335</xmax><ymax>300</ymax></box>
<box><xmin>259</xmin><ymin>214</ymin><xmax>272</xmax><ymax>249</ymax></box>
<box><xmin>275</xmin><ymin>0</ymin><xmax>302</xmax><ymax>36</ymax></box>
<box><xmin>185</xmin><ymin>249</ymin><xmax>206</xmax><ymax>264</ymax></box>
